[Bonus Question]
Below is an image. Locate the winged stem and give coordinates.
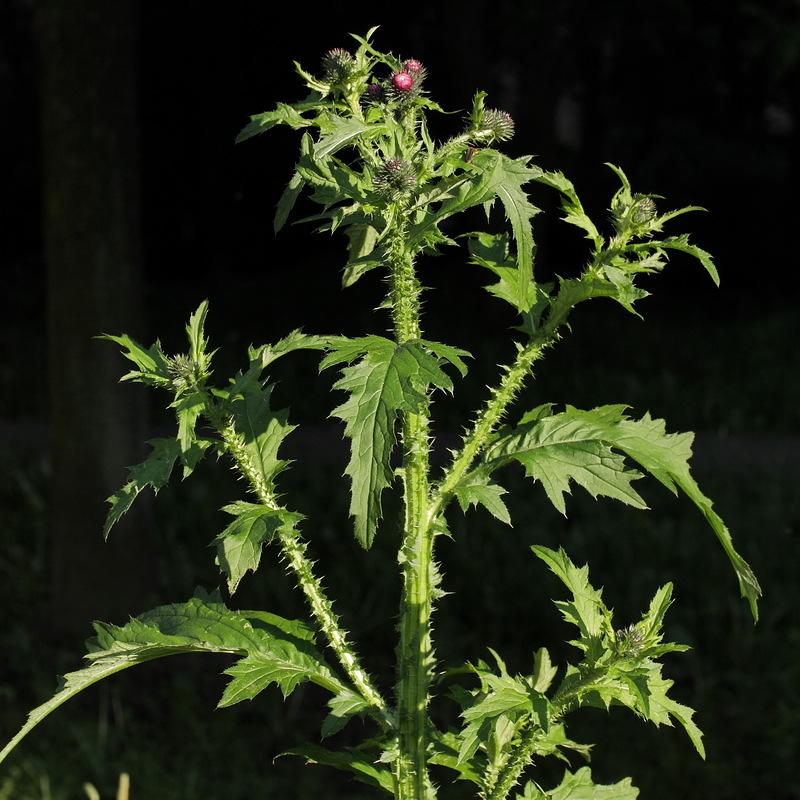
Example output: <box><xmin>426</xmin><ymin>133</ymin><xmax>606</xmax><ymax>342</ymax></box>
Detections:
<box><xmin>388</xmin><ymin>219</ymin><xmax>438</xmax><ymax>800</ymax></box>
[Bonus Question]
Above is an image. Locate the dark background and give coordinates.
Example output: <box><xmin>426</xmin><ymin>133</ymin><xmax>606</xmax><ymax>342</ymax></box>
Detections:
<box><xmin>2</xmin><ymin>2</ymin><xmax>799</xmax><ymax>799</ymax></box>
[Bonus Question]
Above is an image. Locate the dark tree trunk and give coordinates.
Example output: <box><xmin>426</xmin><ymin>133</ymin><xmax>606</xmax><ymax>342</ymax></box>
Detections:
<box><xmin>36</xmin><ymin>0</ymin><xmax>154</xmax><ymax>645</ymax></box>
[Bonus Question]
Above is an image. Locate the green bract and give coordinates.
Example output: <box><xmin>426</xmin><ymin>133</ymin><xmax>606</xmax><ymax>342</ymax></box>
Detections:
<box><xmin>1</xmin><ymin>28</ymin><xmax>760</xmax><ymax>800</ymax></box>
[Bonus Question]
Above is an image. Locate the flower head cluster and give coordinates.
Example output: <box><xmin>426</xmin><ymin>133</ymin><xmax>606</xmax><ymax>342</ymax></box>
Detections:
<box><xmin>373</xmin><ymin>158</ymin><xmax>418</xmax><ymax>201</ymax></box>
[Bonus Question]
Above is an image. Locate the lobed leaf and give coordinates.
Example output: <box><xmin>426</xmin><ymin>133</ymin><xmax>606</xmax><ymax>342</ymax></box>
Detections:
<box><xmin>213</xmin><ymin>502</ymin><xmax>303</xmax><ymax>594</ymax></box>
<box><xmin>0</xmin><ymin>592</ymin><xmax>345</xmax><ymax>765</ymax></box>
<box><xmin>230</xmin><ymin>384</ymin><xmax>297</xmax><ymax>490</ymax></box>
<box><xmin>104</xmin><ymin>437</ymin><xmax>181</xmax><ymax>539</ymax></box>
<box><xmin>284</xmin><ymin>743</ymin><xmax>395</xmax><ymax>794</ymax></box>
<box><xmin>323</xmin><ymin>336</ymin><xmax>459</xmax><ymax>547</ymax></box>
<box><xmin>485</xmin><ymin>405</ymin><xmax>760</xmax><ymax>618</ymax></box>
<box><xmin>517</xmin><ymin>766</ymin><xmax>639</xmax><ymax>800</ymax></box>
<box><xmin>484</xmin><ymin>406</ymin><xmax>648</xmax><ymax>514</ymax></box>
<box><xmin>531</xmin><ymin>546</ymin><xmax>610</xmax><ymax>660</ymax></box>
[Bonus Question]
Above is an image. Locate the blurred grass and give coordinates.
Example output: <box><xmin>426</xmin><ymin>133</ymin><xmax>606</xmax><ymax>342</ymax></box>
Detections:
<box><xmin>1</xmin><ymin>303</ymin><xmax>798</xmax><ymax>799</ymax></box>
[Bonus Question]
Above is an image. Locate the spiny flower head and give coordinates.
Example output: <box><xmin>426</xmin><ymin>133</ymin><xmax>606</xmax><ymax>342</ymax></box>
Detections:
<box><xmin>392</xmin><ymin>71</ymin><xmax>414</xmax><ymax>92</ymax></box>
<box><xmin>402</xmin><ymin>58</ymin><xmax>426</xmax><ymax>81</ymax></box>
<box><xmin>480</xmin><ymin>108</ymin><xmax>515</xmax><ymax>142</ymax></box>
<box><xmin>632</xmin><ymin>196</ymin><xmax>657</xmax><ymax>224</ymax></box>
<box><xmin>374</xmin><ymin>157</ymin><xmax>418</xmax><ymax>201</ymax></box>
<box><xmin>364</xmin><ymin>82</ymin><xmax>386</xmax><ymax>103</ymax></box>
<box><xmin>168</xmin><ymin>353</ymin><xmax>205</xmax><ymax>394</ymax></box>
<box><xmin>321</xmin><ymin>48</ymin><xmax>355</xmax><ymax>83</ymax></box>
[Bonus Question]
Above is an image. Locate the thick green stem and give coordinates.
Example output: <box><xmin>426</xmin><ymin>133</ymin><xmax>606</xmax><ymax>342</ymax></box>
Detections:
<box><xmin>389</xmin><ymin>226</ymin><xmax>437</xmax><ymax>800</ymax></box>
<box><xmin>218</xmin><ymin>421</ymin><xmax>393</xmax><ymax>731</ymax></box>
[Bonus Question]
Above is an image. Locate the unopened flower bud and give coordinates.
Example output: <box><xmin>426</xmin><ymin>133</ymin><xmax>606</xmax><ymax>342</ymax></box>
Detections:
<box><xmin>365</xmin><ymin>82</ymin><xmax>386</xmax><ymax>102</ymax></box>
<box><xmin>482</xmin><ymin>108</ymin><xmax>515</xmax><ymax>142</ymax></box>
<box><xmin>321</xmin><ymin>48</ymin><xmax>354</xmax><ymax>83</ymax></box>
<box><xmin>392</xmin><ymin>71</ymin><xmax>414</xmax><ymax>92</ymax></box>
<box><xmin>632</xmin><ymin>196</ymin><xmax>657</xmax><ymax>224</ymax></box>
<box><xmin>374</xmin><ymin>158</ymin><xmax>418</xmax><ymax>200</ymax></box>
<box><xmin>402</xmin><ymin>58</ymin><xmax>424</xmax><ymax>76</ymax></box>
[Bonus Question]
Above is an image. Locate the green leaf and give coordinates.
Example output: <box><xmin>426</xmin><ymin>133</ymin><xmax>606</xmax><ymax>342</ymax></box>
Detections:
<box><xmin>658</xmin><ymin>233</ymin><xmax>719</xmax><ymax>285</ymax></box>
<box><xmin>531</xmin><ymin>546</ymin><xmax>610</xmax><ymax>660</ymax></box>
<box><xmin>235</xmin><ymin>100</ymin><xmax>318</xmax><ymax>144</ymax></box>
<box><xmin>322</xmin><ymin>336</ymin><xmax>457</xmax><ymax>547</ymax></box>
<box><xmin>0</xmin><ymin>593</ymin><xmax>344</xmax><ymax>765</ymax></box>
<box><xmin>284</xmin><ymin>743</ymin><xmax>395</xmax><ymax>794</ymax></box>
<box><xmin>230</xmin><ymin>384</ymin><xmax>296</xmax><ymax>490</ymax></box>
<box><xmin>485</xmin><ymin>406</ymin><xmax>648</xmax><ymax>514</ymax></box>
<box><xmin>213</xmin><ymin>502</ymin><xmax>303</xmax><ymax>594</ymax></box>
<box><xmin>454</xmin><ymin>473</ymin><xmax>511</xmax><ymax>525</ymax></box>
<box><xmin>174</xmin><ymin>390</ymin><xmax>208</xmax><ymax>475</ymax></box>
<box><xmin>321</xmin><ymin>688</ymin><xmax>372</xmax><ymax>738</ymax></box>
<box><xmin>99</xmin><ymin>332</ymin><xmax>172</xmax><ymax>388</ymax></box>
<box><xmin>517</xmin><ymin>767</ymin><xmax>639</xmax><ymax>800</ymax></box>
<box><xmin>274</xmin><ymin>170</ymin><xmax>305</xmax><ymax>232</ymax></box>
<box><xmin>532</xmin><ymin>170</ymin><xmax>603</xmax><ymax>251</ymax></box>
<box><xmin>313</xmin><ymin>114</ymin><xmax>383</xmax><ymax>159</ymax></box>
<box><xmin>490</xmin><ymin>405</ymin><xmax>760</xmax><ymax>618</ymax></box>
<box><xmin>466</xmin><ymin>232</ymin><xmax>548</xmax><ymax>322</ymax></box>
<box><xmin>343</xmin><ymin>223</ymin><xmax>382</xmax><ymax>286</ymax></box>
<box><xmin>531</xmin><ymin>647</ymin><xmax>558</xmax><ymax>694</ymax></box>
<box><xmin>492</xmin><ymin>153</ymin><xmax>542</xmax><ymax>299</ymax></box>
<box><xmin>104</xmin><ymin>438</ymin><xmax>181</xmax><ymax>539</ymax></box>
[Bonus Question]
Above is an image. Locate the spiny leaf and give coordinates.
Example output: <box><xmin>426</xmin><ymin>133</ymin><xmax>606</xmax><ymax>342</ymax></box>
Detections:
<box><xmin>517</xmin><ymin>767</ymin><xmax>639</xmax><ymax>800</ymax></box>
<box><xmin>531</xmin><ymin>546</ymin><xmax>610</xmax><ymax>659</ymax></box>
<box><xmin>230</xmin><ymin>384</ymin><xmax>296</xmax><ymax>490</ymax></box>
<box><xmin>466</xmin><ymin>232</ymin><xmax>549</xmax><ymax>325</ymax></box>
<box><xmin>532</xmin><ymin>170</ymin><xmax>603</xmax><ymax>251</ymax></box>
<box><xmin>658</xmin><ymin>233</ymin><xmax>719</xmax><ymax>285</ymax></box>
<box><xmin>323</xmin><ymin>336</ymin><xmax>457</xmax><ymax>547</ymax></box>
<box><xmin>492</xmin><ymin>153</ymin><xmax>542</xmax><ymax>299</ymax></box>
<box><xmin>235</xmin><ymin>100</ymin><xmax>317</xmax><ymax>144</ymax></box>
<box><xmin>104</xmin><ymin>438</ymin><xmax>181</xmax><ymax>539</ymax></box>
<box><xmin>485</xmin><ymin>407</ymin><xmax>648</xmax><ymax>514</ymax></box>
<box><xmin>314</xmin><ymin>114</ymin><xmax>383</xmax><ymax>159</ymax></box>
<box><xmin>99</xmin><ymin>332</ymin><xmax>172</xmax><ymax>388</ymax></box>
<box><xmin>284</xmin><ymin>743</ymin><xmax>395</xmax><ymax>794</ymax></box>
<box><xmin>453</xmin><ymin>473</ymin><xmax>511</xmax><ymax>525</ymax></box>
<box><xmin>488</xmin><ymin>405</ymin><xmax>760</xmax><ymax>618</ymax></box>
<box><xmin>213</xmin><ymin>502</ymin><xmax>303</xmax><ymax>594</ymax></box>
<box><xmin>321</xmin><ymin>688</ymin><xmax>372</xmax><ymax>738</ymax></box>
<box><xmin>0</xmin><ymin>593</ymin><xmax>344</xmax><ymax>765</ymax></box>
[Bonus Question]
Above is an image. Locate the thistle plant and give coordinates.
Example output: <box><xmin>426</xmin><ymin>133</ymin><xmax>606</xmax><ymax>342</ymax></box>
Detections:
<box><xmin>1</xmin><ymin>29</ymin><xmax>760</xmax><ymax>799</ymax></box>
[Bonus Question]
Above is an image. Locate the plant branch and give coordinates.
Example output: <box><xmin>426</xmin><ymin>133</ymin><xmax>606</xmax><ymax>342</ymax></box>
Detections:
<box><xmin>217</xmin><ymin>418</ymin><xmax>394</xmax><ymax>731</ymax></box>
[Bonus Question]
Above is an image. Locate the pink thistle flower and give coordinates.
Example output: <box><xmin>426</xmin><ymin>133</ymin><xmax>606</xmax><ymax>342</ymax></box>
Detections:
<box><xmin>392</xmin><ymin>71</ymin><xmax>414</xmax><ymax>92</ymax></box>
<box><xmin>402</xmin><ymin>59</ymin><xmax>423</xmax><ymax>75</ymax></box>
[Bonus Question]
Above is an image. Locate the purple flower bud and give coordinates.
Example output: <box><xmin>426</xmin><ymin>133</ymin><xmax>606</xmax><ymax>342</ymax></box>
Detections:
<box><xmin>402</xmin><ymin>59</ymin><xmax>423</xmax><ymax>75</ymax></box>
<box><xmin>366</xmin><ymin>83</ymin><xmax>385</xmax><ymax>101</ymax></box>
<box><xmin>392</xmin><ymin>71</ymin><xmax>414</xmax><ymax>92</ymax></box>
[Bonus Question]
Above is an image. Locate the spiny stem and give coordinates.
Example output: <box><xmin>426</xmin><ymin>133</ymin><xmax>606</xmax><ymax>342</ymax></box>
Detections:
<box><xmin>485</xmin><ymin>720</ymin><xmax>540</xmax><ymax>800</ymax></box>
<box><xmin>430</xmin><ymin>291</ymin><xmax>575</xmax><ymax>521</ymax></box>
<box><xmin>430</xmin><ymin>339</ymin><xmax>545</xmax><ymax>520</ymax></box>
<box><xmin>388</xmin><ymin>223</ymin><xmax>437</xmax><ymax>800</ymax></box>
<box><xmin>217</xmin><ymin>418</ymin><xmax>394</xmax><ymax>731</ymax></box>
